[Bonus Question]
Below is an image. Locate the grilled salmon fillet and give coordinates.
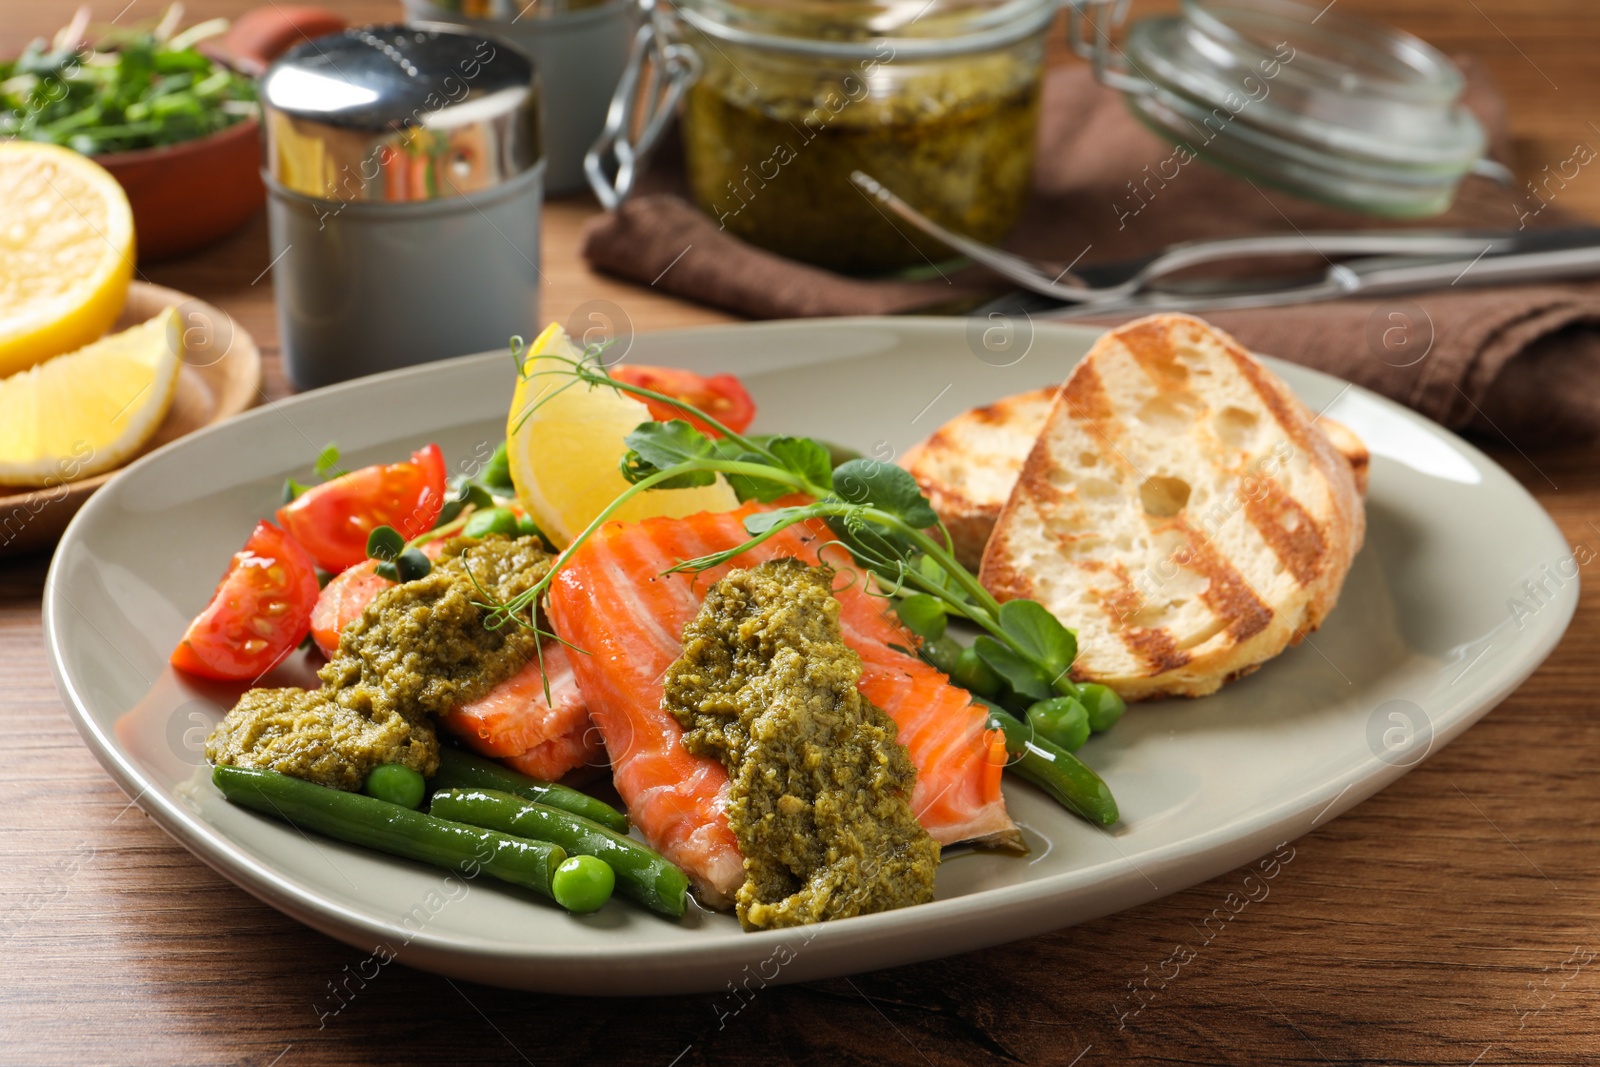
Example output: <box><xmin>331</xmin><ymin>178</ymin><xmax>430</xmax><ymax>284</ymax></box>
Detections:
<box><xmin>905</xmin><ymin>391</ymin><xmax>1367</xmax><ymax>572</ymax></box>
<box><xmin>977</xmin><ymin>314</ymin><xmax>1366</xmax><ymax>701</ymax></box>
<box><xmin>546</xmin><ymin>502</ymin><xmax>1018</xmax><ymax>904</ymax></box>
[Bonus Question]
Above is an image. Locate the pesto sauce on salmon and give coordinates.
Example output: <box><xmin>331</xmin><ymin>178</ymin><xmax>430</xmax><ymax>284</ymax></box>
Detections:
<box><xmin>206</xmin><ymin>535</ymin><xmax>551</xmax><ymax>790</ymax></box>
<box><xmin>662</xmin><ymin>558</ymin><xmax>939</xmax><ymax>929</ymax></box>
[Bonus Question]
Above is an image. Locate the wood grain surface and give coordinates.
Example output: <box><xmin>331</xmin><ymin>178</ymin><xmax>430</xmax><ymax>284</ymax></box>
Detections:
<box><xmin>4</xmin><ymin>2</ymin><xmax>1599</xmax><ymax>1064</ymax></box>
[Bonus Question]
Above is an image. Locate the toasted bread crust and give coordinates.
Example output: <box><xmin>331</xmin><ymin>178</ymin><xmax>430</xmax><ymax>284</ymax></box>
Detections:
<box><xmin>904</xmin><ymin>401</ymin><xmax>1367</xmax><ymax>571</ymax></box>
<box><xmin>902</xmin><ymin>387</ymin><xmax>1059</xmax><ymax>570</ymax></box>
<box><xmin>976</xmin><ymin>314</ymin><xmax>1365</xmax><ymax>701</ymax></box>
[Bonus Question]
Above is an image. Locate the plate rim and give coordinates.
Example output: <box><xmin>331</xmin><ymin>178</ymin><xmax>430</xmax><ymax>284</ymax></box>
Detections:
<box><xmin>42</xmin><ymin>316</ymin><xmax>1580</xmax><ymax>989</ymax></box>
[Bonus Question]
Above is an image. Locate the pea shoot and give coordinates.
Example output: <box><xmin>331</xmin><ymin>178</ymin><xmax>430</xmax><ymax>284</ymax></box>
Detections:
<box><xmin>1</xmin><ymin>7</ymin><xmax>258</xmax><ymax>155</ymax></box>
<box><xmin>481</xmin><ymin>337</ymin><xmax>1124</xmax><ymax>826</ymax></box>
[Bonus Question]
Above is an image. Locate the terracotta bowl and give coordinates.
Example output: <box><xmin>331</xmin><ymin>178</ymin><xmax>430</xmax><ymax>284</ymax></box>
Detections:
<box><xmin>96</xmin><ymin>117</ymin><xmax>266</xmax><ymax>262</ymax></box>
<box><xmin>0</xmin><ymin>282</ymin><xmax>261</xmax><ymax>558</ymax></box>
<box><xmin>90</xmin><ymin>5</ymin><xmax>349</xmax><ymax>262</ymax></box>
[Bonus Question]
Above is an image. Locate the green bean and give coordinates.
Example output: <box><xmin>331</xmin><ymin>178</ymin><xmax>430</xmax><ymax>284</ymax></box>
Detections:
<box><xmin>920</xmin><ymin>635</ymin><xmax>963</xmax><ymax>675</ymax></box>
<box><xmin>429</xmin><ymin>787</ymin><xmax>688</xmax><ymax>918</ymax></box>
<box><xmin>984</xmin><ymin>706</ymin><xmax>1120</xmax><ymax>827</ymax></box>
<box><xmin>550</xmin><ymin>855</ymin><xmax>615</xmax><ymax>914</ymax></box>
<box><xmin>363</xmin><ymin>763</ymin><xmax>426</xmax><ymax>809</ymax></box>
<box><xmin>212</xmin><ymin>765</ymin><xmax>566</xmax><ymax>898</ymax></box>
<box><xmin>951</xmin><ymin>645</ymin><xmax>1003</xmax><ymax>697</ymax></box>
<box><xmin>432</xmin><ymin>746</ymin><xmax>628</xmax><ymax>834</ymax></box>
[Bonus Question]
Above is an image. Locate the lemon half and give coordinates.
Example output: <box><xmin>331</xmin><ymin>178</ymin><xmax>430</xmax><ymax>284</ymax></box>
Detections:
<box><xmin>0</xmin><ymin>308</ymin><xmax>183</xmax><ymax>487</ymax></box>
<box><xmin>507</xmin><ymin>323</ymin><xmax>738</xmax><ymax>547</ymax></box>
<box><xmin>0</xmin><ymin>142</ymin><xmax>136</xmax><ymax>377</ymax></box>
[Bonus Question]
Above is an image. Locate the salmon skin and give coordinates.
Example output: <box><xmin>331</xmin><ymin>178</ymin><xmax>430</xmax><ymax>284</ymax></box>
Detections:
<box><xmin>312</xmin><ymin>550</ymin><xmax>600</xmax><ymax>782</ymax></box>
<box><xmin>546</xmin><ymin>502</ymin><xmax>1018</xmax><ymax>905</ymax></box>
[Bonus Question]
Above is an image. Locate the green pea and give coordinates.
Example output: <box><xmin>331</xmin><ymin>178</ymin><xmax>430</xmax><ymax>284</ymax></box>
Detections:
<box><xmin>464</xmin><ymin>507</ymin><xmax>518</xmax><ymax>539</ymax></box>
<box><xmin>550</xmin><ymin>854</ymin><xmax>615</xmax><ymax>914</ymax></box>
<box><xmin>951</xmin><ymin>645</ymin><xmax>1003</xmax><ymax>698</ymax></box>
<box><xmin>482</xmin><ymin>441</ymin><xmax>514</xmax><ymax>491</ymax></box>
<box><xmin>1079</xmin><ymin>684</ymin><xmax>1126</xmax><ymax>733</ymax></box>
<box><xmin>921</xmin><ymin>635</ymin><xmax>963</xmax><ymax>675</ymax></box>
<box><xmin>895</xmin><ymin>594</ymin><xmax>947</xmax><ymax>641</ymax></box>
<box><xmin>363</xmin><ymin>763</ymin><xmax>426</xmax><ymax>809</ymax></box>
<box><xmin>515</xmin><ymin>514</ymin><xmax>546</xmax><ymax>542</ymax></box>
<box><xmin>1027</xmin><ymin>697</ymin><xmax>1091</xmax><ymax>752</ymax></box>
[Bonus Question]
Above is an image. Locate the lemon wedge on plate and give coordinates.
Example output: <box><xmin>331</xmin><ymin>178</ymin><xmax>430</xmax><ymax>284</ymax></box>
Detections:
<box><xmin>0</xmin><ymin>309</ymin><xmax>183</xmax><ymax>488</ymax></box>
<box><xmin>0</xmin><ymin>142</ymin><xmax>136</xmax><ymax>377</ymax></box>
<box><xmin>507</xmin><ymin>323</ymin><xmax>738</xmax><ymax>547</ymax></box>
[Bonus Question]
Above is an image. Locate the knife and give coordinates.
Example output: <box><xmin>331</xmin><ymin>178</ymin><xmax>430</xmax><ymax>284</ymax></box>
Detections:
<box><xmin>966</xmin><ymin>226</ymin><xmax>1600</xmax><ymax>321</ymax></box>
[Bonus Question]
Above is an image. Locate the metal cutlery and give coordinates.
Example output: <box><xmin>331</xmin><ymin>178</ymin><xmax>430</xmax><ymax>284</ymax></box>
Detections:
<box><xmin>850</xmin><ymin>171</ymin><xmax>1600</xmax><ymax>318</ymax></box>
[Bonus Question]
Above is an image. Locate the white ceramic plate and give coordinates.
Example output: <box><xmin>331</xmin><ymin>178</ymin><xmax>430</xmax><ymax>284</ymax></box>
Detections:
<box><xmin>45</xmin><ymin>319</ymin><xmax>1576</xmax><ymax>995</ymax></box>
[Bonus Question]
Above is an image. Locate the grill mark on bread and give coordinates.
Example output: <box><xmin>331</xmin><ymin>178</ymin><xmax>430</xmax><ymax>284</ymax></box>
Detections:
<box><xmin>1087</xmin><ymin>562</ymin><xmax>1194</xmax><ymax>675</ymax></box>
<box><xmin>975</xmin><ymin>314</ymin><xmax>1365</xmax><ymax>700</ymax></box>
<box><xmin>1242</xmin><ymin>479</ymin><xmax>1327</xmax><ymax>586</ymax></box>
<box><xmin>1116</xmin><ymin>320</ymin><xmax>1192</xmax><ymax>387</ymax></box>
<box><xmin>1060</xmin><ymin>360</ymin><xmax>1116</xmax><ymax>426</ymax></box>
<box><xmin>1120</xmin><ymin>623</ymin><xmax>1192</xmax><ymax>674</ymax></box>
<box><xmin>1221</xmin><ymin>340</ymin><xmax>1314</xmax><ymax>458</ymax></box>
<box><xmin>1174</xmin><ymin>519</ymin><xmax>1274</xmax><ymax>642</ymax></box>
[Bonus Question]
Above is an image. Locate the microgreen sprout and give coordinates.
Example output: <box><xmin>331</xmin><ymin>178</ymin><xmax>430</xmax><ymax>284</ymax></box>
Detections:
<box><xmin>488</xmin><ymin>338</ymin><xmax>1098</xmax><ymax>722</ymax></box>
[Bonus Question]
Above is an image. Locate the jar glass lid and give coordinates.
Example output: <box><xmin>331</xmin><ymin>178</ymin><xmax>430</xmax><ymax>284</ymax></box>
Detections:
<box><xmin>1074</xmin><ymin>0</ymin><xmax>1490</xmax><ymax>217</ymax></box>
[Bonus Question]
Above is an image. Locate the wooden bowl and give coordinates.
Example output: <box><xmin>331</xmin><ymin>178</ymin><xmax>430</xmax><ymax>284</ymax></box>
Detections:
<box><xmin>96</xmin><ymin>117</ymin><xmax>265</xmax><ymax>263</ymax></box>
<box><xmin>0</xmin><ymin>282</ymin><xmax>261</xmax><ymax>558</ymax></box>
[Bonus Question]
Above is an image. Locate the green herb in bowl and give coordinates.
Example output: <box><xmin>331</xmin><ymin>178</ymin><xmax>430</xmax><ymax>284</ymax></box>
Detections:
<box><xmin>0</xmin><ymin>7</ymin><xmax>257</xmax><ymax>156</ymax></box>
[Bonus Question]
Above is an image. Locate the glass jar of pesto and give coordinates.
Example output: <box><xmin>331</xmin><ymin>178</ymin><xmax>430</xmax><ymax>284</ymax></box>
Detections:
<box><xmin>589</xmin><ymin>0</ymin><xmax>1056</xmax><ymax>272</ymax></box>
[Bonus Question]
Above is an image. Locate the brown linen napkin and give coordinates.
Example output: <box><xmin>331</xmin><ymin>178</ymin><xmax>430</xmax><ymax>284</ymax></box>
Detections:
<box><xmin>582</xmin><ymin>60</ymin><xmax>1600</xmax><ymax>444</ymax></box>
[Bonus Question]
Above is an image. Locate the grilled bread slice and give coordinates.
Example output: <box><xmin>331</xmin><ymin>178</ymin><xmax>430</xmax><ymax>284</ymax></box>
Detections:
<box><xmin>977</xmin><ymin>313</ymin><xmax>1365</xmax><ymax>701</ymax></box>
<box><xmin>901</xmin><ymin>387</ymin><xmax>1060</xmax><ymax>571</ymax></box>
<box><xmin>904</xmin><ymin>396</ymin><xmax>1368</xmax><ymax>571</ymax></box>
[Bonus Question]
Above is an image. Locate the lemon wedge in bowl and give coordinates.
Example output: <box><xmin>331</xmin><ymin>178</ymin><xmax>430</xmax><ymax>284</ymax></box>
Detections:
<box><xmin>507</xmin><ymin>323</ymin><xmax>739</xmax><ymax>547</ymax></box>
<box><xmin>0</xmin><ymin>309</ymin><xmax>182</xmax><ymax>488</ymax></box>
<box><xmin>0</xmin><ymin>142</ymin><xmax>136</xmax><ymax>377</ymax></box>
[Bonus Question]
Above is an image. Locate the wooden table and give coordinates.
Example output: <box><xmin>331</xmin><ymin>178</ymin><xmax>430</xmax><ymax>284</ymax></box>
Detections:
<box><xmin>5</xmin><ymin>2</ymin><xmax>1600</xmax><ymax>1064</ymax></box>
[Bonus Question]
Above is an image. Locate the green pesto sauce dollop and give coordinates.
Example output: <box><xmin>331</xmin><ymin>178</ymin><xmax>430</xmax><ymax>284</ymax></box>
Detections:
<box><xmin>663</xmin><ymin>558</ymin><xmax>939</xmax><ymax>929</ymax></box>
<box><xmin>205</xmin><ymin>535</ymin><xmax>551</xmax><ymax>790</ymax></box>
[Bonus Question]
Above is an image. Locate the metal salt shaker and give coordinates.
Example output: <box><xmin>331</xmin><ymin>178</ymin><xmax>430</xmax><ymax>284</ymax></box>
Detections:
<box><xmin>401</xmin><ymin>0</ymin><xmax>636</xmax><ymax>195</ymax></box>
<box><xmin>260</xmin><ymin>25</ymin><xmax>544</xmax><ymax>390</ymax></box>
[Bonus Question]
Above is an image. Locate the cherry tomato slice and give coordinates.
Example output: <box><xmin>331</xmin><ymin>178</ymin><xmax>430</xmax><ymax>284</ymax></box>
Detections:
<box><xmin>307</xmin><ymin>540</ymin><xmax>447</xmax><ymax>658</ymax></box>
<box><xmin>276</xmin><ymin>443</ymin><xmax>447</xmax><ymax>573</ymax></box>
<box><xmin>170</xmin><ymin>521</ymin><xmax>321</xmax><ymax>681</ymax></box>
<box><xmin>308</xmin><ymin>559</ymin><xmax>388</xmax><ymax>659</ymax></box>
<box><xmin>609</xmin><ymin>366</ymin><xmax>756</xmax><ymax>437</ymax></box>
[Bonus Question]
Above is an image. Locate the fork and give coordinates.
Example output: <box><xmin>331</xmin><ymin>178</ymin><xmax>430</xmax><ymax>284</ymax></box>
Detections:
<box><xmin>848</xmin><ymin>171</ymin><xmax>1530</xmax><ymax>305</ymax></box>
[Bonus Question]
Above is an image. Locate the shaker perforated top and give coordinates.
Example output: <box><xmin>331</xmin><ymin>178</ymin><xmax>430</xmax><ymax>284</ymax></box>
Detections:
<box><xmin>260</xmin><ymin>24</ymin><xmax>543</xmax><ymax>202</ymax></box>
